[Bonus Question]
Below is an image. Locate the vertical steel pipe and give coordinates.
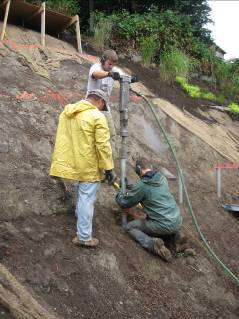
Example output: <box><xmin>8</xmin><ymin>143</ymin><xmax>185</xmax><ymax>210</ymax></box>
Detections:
<box><xmin>119</xmin><ymin>75</ymin><xmax>131</xmax><ymax>228</ymax></box>
<box><xmin>215</xmin><ymin>167</ymin><xmax>221</xmax><ymax>198</ymax></box>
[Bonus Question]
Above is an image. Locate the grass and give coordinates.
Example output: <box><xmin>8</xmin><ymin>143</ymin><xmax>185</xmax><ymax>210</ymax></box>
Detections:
<box><xmin>139</xmin><ymin>35</ymin><xmax>158</xmax><ymax>66</ymax></box>
<box><xmin>214</xmin><ymin>60</ymin><xmax>239</xmax><ymax>101</ymax></box>
<box><xmin>160</xmin><ymin>48</ymin><xmax>192</xmax><ymax>83</ymax></box>
<box><xmin>93</xmin><ymin>18</ymin><xmax>113</xmax><ymax>50</ymax></box>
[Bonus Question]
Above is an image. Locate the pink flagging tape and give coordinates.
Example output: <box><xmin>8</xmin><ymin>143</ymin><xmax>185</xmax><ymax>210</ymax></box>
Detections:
<box><xmin>214</xmin><ymin>164</ymin><xmax>239</xmax><ymax>169</ymax></box>
<box><xmin>16</xmin><ymin>91</ymin><xmax>37</xmax><ymax>101</ymax></box>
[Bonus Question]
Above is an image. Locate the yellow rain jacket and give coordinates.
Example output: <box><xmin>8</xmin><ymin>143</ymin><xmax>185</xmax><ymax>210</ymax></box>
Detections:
<box><xmin>50</xmin><ymin>100</ymin><xmax>114</xmax><ymax>181</ymax></box>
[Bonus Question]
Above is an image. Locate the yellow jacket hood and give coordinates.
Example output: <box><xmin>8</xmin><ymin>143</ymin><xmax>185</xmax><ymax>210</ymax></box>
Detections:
<box><xmin>64</xmin><ymin>100</ymin><xmax>97</xmax><ymax>118</ymax></box>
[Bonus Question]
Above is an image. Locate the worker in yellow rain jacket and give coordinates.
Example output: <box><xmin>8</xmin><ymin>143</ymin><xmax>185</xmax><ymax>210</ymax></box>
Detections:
<box><xmin>50</xmin><ymin>89</ymin><xmax>115</xmax><ymax>248</ymax></box>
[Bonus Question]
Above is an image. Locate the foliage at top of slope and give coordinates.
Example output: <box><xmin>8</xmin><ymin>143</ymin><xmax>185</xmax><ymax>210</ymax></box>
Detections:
<box><xmin>26</xmin><ymin>0</ymin><xmax>78</xmax><ymax>16</ymax></box>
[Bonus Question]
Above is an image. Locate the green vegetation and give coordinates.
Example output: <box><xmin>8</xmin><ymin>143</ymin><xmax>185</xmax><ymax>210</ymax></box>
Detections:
<box><xmin>25</xmin><ymin>0</ymin><xmax>239</xmax><ymax>105</ymax></box>
<box><xmin>200</xmin><ymin>91</ymin><xmax>217</xmax><ymax>101</ymax></box>
<box><xmin>160</xmin><ymin>48</ymin><xmax>192</xmax><ymax>83</ymax></box>
<box><xmin>26</xmin><ymin>0</ymin><xmax>78</xmax><ymax>16</ymax></box>
<box><xmin>93</xmin><ymin>13</ymin><xmax>112</xmax><ymax>49</ymax></box>
<box><xmin>176</xmin><ymin>77</ymin><xmax>217</xmax><ymax>101</ymax></box>
<box><xmin>92</xmin><ymin>9</ymin><xmax>212</xmax><ymax>61</ymax></box>
<box><xmin>139</xmin><ymin>35</ymin><xmax>158</xmax><ymax>66</ymax></box>
<box><xmin>176</xmin><ymin>77</ymin><xmax>239</xmax><ymax>115</ymax></box>
<box><xmin>214</xmin><ymin>59</ymin><xmax>239</xmax><ymax>101</ymax></box>
<box><xmin>228</xmin><ymin>102</ymin><xmax>239</xmax><ymax>114</ymax></box>
<box><xmin>176</xmin><ymin>77</ymin><xmax>201</xmax><ymax>98</ymax></box>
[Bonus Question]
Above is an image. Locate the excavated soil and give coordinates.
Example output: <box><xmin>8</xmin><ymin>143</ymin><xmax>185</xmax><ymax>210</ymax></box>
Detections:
<box><xmin>0</xmin><ymin>26</ymin><xmax>239</xmax><ymax>318</ymax></box>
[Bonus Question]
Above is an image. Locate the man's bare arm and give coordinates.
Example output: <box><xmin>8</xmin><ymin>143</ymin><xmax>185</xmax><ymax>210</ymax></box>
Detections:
<box><xmin>92</xmin><ymin>70</ymin><xmax>109</xmax><ymax>79</ymax></box>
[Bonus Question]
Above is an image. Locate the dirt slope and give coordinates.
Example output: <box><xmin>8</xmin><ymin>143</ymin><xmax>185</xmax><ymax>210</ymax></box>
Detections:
<box><xmin>0</xmin><ymin>24</ymin><xmax>239</xmax><ymax>318</ymax></box>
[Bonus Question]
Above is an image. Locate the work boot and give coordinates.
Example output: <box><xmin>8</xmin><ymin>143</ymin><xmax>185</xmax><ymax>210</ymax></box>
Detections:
<box><xmin>175</xmin><ymin>234</ymin><xmax>189</xmax><ymax>253</ymax></box>
<box><xmin>176</xmin><ymin>242</ymin><xmax>189</xmax><ymax>253</ymax></box>
<box><xmin>163</xmin><ymin>232</ymin><xmax>188</xmax><ymax>254</ymax></box>
<box><xmin>183</xmin><ymin>248</ymin><xmax>196</xmax><ymax>257</ymax></box>
<box><xmin>72</xmin><ymin>236</ymin><xmax>99</xmax><ymax>248</ymax></box>
<box><xmin>153</xmin><ymin>238</ymin><xmax>173</xmax><ymax>262</ymax></box>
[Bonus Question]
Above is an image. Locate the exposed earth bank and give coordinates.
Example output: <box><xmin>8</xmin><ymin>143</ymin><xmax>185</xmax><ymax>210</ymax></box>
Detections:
<box><xmin>0</xmin><ymin>25</ymin><xmax>238</xmax><ymax>318</ymax></box>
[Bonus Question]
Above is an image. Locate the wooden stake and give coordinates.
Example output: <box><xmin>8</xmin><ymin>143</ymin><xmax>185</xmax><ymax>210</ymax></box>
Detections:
<box><xmin>75</xmin><ymin>15</ymin><xmax>82</xmax><ymax>54</ymax></box>
<box><xmin>41</xmin><ymin>2</ymin><xmax>45</xmax><ymax>47</ymax></box>
<box><xmin>1</xmin><ymin>0</ymin><xmax>11</xmax><ymax>41</ymax></box>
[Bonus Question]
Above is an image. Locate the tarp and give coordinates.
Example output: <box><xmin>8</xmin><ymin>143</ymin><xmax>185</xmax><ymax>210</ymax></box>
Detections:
<box><xmin>131</xmin><ymin>81</ymin><xmax>239</xmax><ymax>164</ymax></box>
<box><xmin>0</xmin><ymin>0</ymin><xmax>73</xmax><ymax>34</ymax></box>
<box><xmin>153</xmin><ymin>97</ymin><xmax>239</xmax><ymax>163</ymax></box>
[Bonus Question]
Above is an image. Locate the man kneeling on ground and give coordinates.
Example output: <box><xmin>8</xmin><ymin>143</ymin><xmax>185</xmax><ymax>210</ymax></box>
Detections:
<box><xmin>115</xmin><ymin>157</ymin><xmax>183</xmax><ymax>262</ymax></box>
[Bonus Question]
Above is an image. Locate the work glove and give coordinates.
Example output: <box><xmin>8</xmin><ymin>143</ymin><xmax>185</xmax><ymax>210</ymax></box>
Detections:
<box><xmin>108</xmin><ymin>71</ymin><xmax>121</xmax><ymax>81</ymax></box>
<box><xmin>130</xmin><ymin>74</ymin><xmax>138</xmax><ymax>83</ymax></box>
<box><xmin>104</xmin><ymin>170</ymin><xmax>117</xmax><ymax>185</ymax></box>
<box><xmin>119</xmin><ymin>177</ymin><xmax>134</xmax><ymax>190</ymax></box>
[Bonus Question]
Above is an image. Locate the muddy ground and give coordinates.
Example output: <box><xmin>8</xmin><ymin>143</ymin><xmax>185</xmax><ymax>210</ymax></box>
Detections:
<box><xmin>0</xmin><ymin>27</ymin><xmax>239</xmax><ymax>319</ymax></box>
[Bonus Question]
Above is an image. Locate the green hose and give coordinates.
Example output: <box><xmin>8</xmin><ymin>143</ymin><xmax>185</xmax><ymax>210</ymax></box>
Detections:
<box><xmin>131</xmin><ymin>89</ymin><xmax>239</xmax><ymax>286</ymax></box>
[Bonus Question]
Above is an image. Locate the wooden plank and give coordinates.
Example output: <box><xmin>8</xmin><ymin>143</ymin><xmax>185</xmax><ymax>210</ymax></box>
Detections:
<box><xmin>63</xmin><ymin>15</ymin><xmax>77</xmax><ymax>30</ymax></box>
<box><xmin>75</xmin><ymin>15</ymin><xmax>82</xmax><ymax>54</ymax></box>
<box><xmin>1</xmin><ymin>1</ymin><xmax>73</xmax><ymax>33</ymax></box>
<box><xmin>23</xmin><ymin>6</ymin><xmax>43</xmax><ymax>24</ymax></box>
<box><xmin>0</xmin><ymin>263</ymin><xmax>62</xmax><ymax>319</ymax></box>
<box><xmin>1</xmin><ymin>0</ymin><xmax>10</xmax><ymax>41</ymax></box>
<box><xmin>41</xmin><ymin>2</ymin><xmax>45</xmax><ymax>47</ymax></box>
<box><xmin>0</xmin><ymin>0</ymin><xmax>9</xmax><ymax>9</ymax></box>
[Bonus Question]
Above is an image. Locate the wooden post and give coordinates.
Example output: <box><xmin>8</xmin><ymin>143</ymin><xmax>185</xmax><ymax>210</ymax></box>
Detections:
<box><xmin>75</xmin><ymin>15</ymin><xmax>82</xmax><ymax>54</ymax></box>
<box><xmin>1</xmin><ymin>0</ymin><xmax>11</xmax><ymax>41</ymax></box>
<box><xmin>41</xmin><ymin>2</ymin><xmax>46</xmax><ymax>47</ymax></box>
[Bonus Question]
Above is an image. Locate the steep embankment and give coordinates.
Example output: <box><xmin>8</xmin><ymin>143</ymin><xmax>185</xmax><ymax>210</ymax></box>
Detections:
<box><xmin>0</xmin><ymin>24</ymin><xmax>238</xmax><ymax>319</ymax></box>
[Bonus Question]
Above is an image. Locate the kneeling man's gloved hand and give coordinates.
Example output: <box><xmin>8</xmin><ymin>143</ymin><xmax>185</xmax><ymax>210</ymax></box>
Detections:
<box><xmin>119</xmin><ymin>177</ymin><xmax>134</xmax><ymax>190</ymax></box>
<box><xmin>105</xmin><ymin>170</ymin><xmax>117</xmax><ymax>185</ymax></box>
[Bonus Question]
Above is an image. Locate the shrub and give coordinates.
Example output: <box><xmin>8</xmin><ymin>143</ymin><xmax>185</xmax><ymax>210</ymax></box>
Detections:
<box><xmin>176</xmin><ymin>77</ymin><xmax>218</xmax><ymax>101</ymax></box>
<box><xmin>139</xmin><ymin>35</ymin><xmax>158</xmax><ymax>66</ymax></box>
<box><xmin>216</xmin><ymin>94</ymin><xmax>226</xmax><ymax>105</ymax></box>
<box><xmin>176</xmin><ymin>76</ymin><xmax>187</xmax><ymax>86</ymax></box>
<box><xmin>201</xmin><ymin>91</ymin><xmax>217</xmax><ymax>101</ymax></box>
<box><xmin>228</xmin><ymin>102</ymin><xmax>239</xmax><ymax>114</ymax></box>
<box><xmin>160</xmin><ymin>48</ymin><xmax>192</xmax><ymax>83</ymax></box>
<box><xmin>184</xmin><ymin>84</ymin><xmax>201</xmax><ymax>98</ymax></box>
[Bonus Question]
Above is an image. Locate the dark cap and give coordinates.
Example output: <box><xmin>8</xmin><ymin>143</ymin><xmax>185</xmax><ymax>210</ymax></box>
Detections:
<box><xmin>87</xmin><ymin>89</ymin><xmax>108</xmax><ymax>111</ymax></box>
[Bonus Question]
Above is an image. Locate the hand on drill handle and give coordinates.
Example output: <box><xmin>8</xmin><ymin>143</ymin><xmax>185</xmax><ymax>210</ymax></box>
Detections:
<box><xmin>104</xmin><ymin>170</ymin><xmax>117</xmax><ymax>185</ymax></box>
